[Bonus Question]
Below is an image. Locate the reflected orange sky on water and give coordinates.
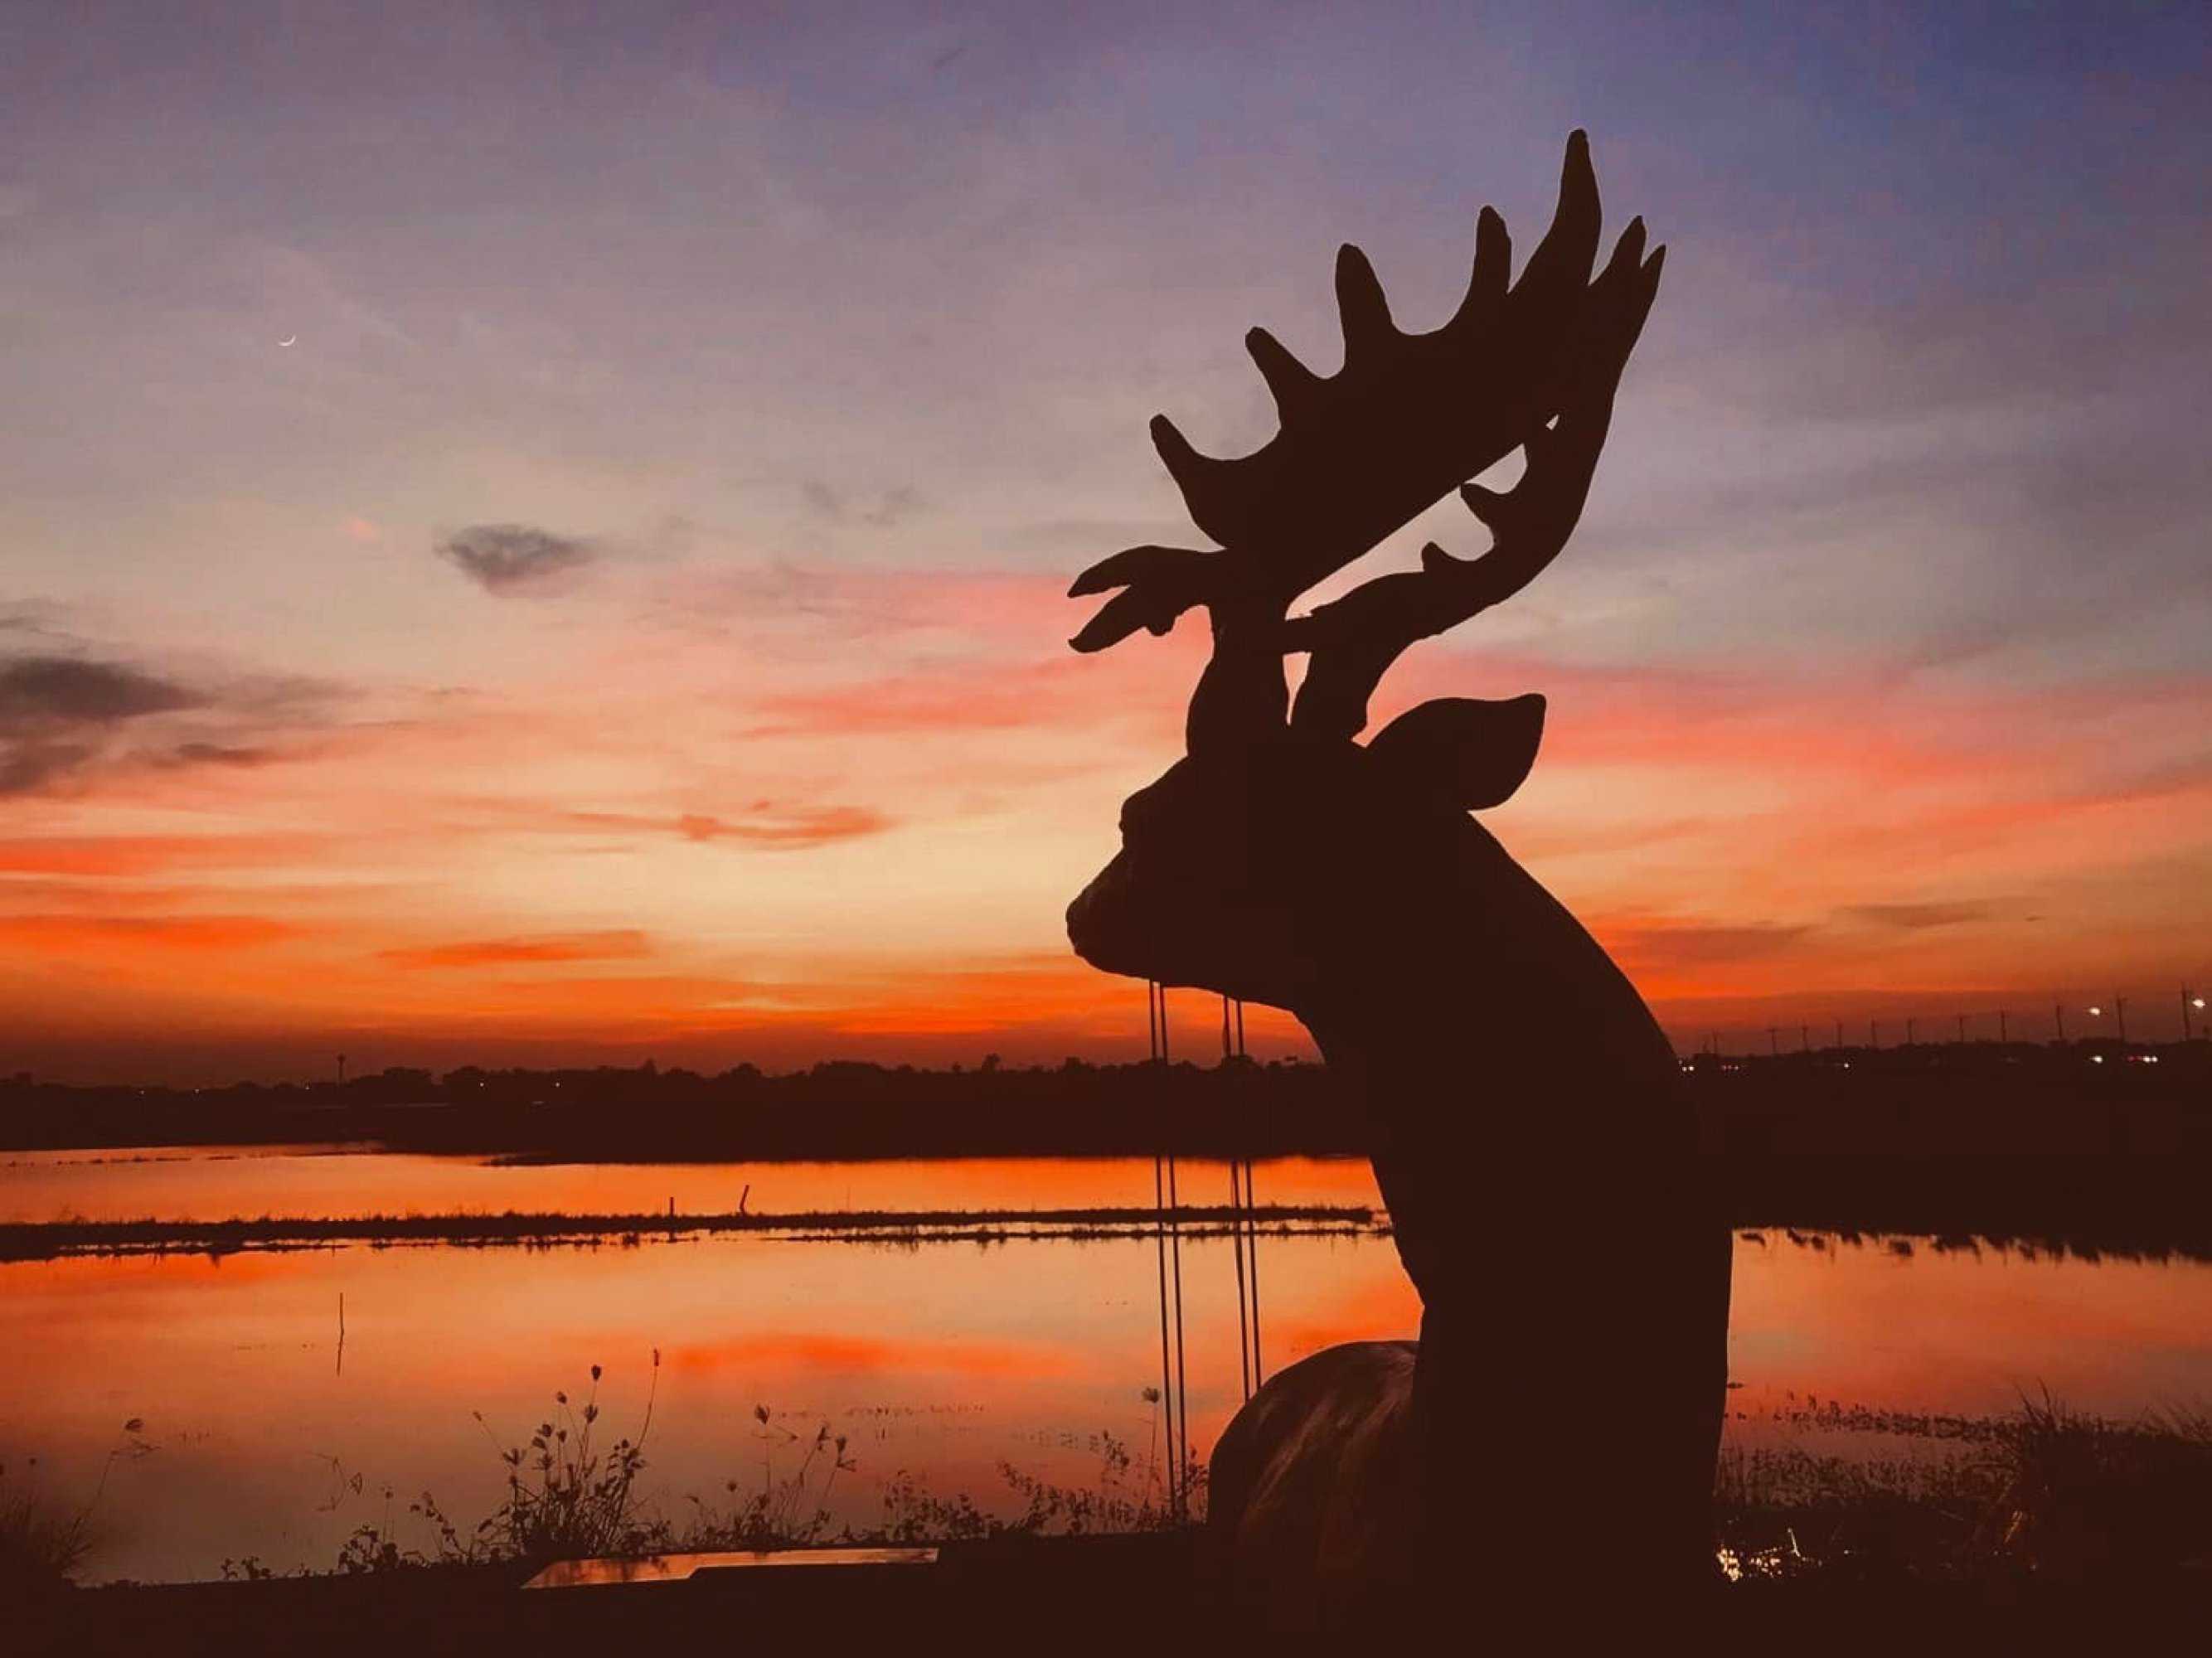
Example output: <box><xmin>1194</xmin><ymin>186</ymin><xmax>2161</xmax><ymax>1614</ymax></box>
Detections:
<box><xmin>4</xmin><ymin>1153</ymin><xmax>2210</xmax><ymax>1583</ymax></box>
<box><xmin>0</xmin><ymin>1147</ymin><xmax>1380</xmax><ymax>1224</ymax></box>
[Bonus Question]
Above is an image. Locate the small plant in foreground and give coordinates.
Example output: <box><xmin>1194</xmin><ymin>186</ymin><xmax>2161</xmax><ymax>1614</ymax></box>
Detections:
<box><xmin>463</xmin><ymin>1352</ymin><xmax>662</xmax><ymax>1564</ymax></box>
<box><xmin>1</xmin><ymin>1418</ymin><xmax>153</xmax><ymax>1593</ymax></box>
<box><xmin>877</xmin><ymin>1428</ymin><xmax>1203</xmax><ymax>1543</ymax></box>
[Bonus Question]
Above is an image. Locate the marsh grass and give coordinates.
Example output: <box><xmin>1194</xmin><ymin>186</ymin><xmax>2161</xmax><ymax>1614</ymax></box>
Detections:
<box><xmin>877</xmin><ymin>1433</ymin><xmax>1205</xmax><ymax>1543</ymax></box>
<box><xmin>294</xmin><ymin>1363</ymin><xmax>1201</xmax><ymax>1578</ymax></box>
<box><xmin>1</xmin><ymin>1462</ymin><xmax>95</xmax><ymax>1593</ymax></box>
<box><xmin>1715</xmin><ymin>1389</ymin><xmax>2212</xmax><ymax>1583</ymax></box>
<box><xmin>0</xmin><ymin>1203</ymin><xmax>1377</xmax><ymax>1263</ymax></box>
<box><xmin>1</xmin><ymin>1419</ymin><xmax>155</xmax><ymax>1593</ymax></box>
<box><xmin>91</xmin><ymin>1366</ymin><xmax>2212</xmax><ymax>1587</ymax></box>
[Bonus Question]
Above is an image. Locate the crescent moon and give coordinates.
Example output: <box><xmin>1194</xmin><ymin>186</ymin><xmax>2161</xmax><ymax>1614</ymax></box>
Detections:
<box><xmin>279</xmin><ymin>335</ymin><xmax>297</xmax><ymax>347</ymax></box>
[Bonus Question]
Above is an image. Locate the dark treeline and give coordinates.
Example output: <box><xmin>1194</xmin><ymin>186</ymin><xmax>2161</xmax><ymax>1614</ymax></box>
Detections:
<box><xmin>0</xmin><ymin>1054</ymin><xmax>1357</xmax><ymax>1160</ymax></box>
<box><xmin>1</xmin><ymin>1037</ymin><xmax>2205</xmax><ymax>1161</ymax></box>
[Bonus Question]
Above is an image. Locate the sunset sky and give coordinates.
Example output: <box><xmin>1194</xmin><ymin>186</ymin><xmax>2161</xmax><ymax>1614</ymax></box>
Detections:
<box><xmin>4</xmin><ymin>3</ymin><xmax>2208</xmax><ymax>1081</ymax></box>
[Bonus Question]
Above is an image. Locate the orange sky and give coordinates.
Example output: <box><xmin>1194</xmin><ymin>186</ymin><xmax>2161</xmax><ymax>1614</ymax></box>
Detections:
<box><xmin>4</xmin><ymin>7</ymin><xmax>2207</xmax><ymax>1081</ymax></box>
<box><xmin>5</xmin><ymin>590</ymin><xmax>2205</xmax><ymax>1081</ymax></box>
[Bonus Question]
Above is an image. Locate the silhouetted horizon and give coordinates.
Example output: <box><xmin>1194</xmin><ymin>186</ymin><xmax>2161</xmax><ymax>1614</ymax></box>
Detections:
<box><xmin>7</xmin><ymin>1026</ymin><xmax>2207</xmax><ymax>1102</ymax></box>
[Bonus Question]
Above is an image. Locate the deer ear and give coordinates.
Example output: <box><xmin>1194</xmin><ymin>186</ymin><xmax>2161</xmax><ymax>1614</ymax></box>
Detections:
<box><xmin>1364</xmin><ymin>694</ymin><xmax>1545</xmax><ymax>811</ymax></box>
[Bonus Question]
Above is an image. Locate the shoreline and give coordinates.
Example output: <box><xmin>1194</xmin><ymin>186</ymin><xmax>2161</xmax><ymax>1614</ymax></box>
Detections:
<box><xmin>14</xmin><ymin>1153</ymin><xmax>2212</xmax><ymax>1263</ymax></box>
<box><xmin>0</xmin><ymin>1200</ymin><xmax>1380</xmax><ymax>1263</ymax></box>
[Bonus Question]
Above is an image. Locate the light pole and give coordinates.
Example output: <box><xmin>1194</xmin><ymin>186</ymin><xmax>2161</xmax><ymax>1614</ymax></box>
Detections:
<box><xmin>1998</xmin><ymin>1008</ymin><xmax>2009</xmax><ymax>1043</ymax></box>
<box><xmin>2186</xmin><ymin>989</ymin><xmax>2205</xmax><ymax>1041</ymax></box>
<box><xmin>1956</xmin><ymin>1012</ymin><xmax>1967</xmax><ymax>1045</ymax></box>
<box><xmin>2054</xmin><ymin>1001</ymin><xmax>2066</xmax><ymax>1043</ymax></box>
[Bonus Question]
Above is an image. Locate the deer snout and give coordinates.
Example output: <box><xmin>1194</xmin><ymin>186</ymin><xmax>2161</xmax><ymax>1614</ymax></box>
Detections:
<box><xmin>1065</xmin><ymin>849</ymin><xmax>1143</xmax><ymax>977</ymax></box>
<box><xmin>1067</xmin><ymin>841</ymin><xmax>1322</xmax><ymax>1012</ymax></box>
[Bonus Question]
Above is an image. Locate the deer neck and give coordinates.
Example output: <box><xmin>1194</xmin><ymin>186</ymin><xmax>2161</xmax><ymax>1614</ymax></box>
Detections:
<box><xmin>1290</xmin><ymin>817</ymin><xmax>1684</xmax><ymax>1157</ymax></box>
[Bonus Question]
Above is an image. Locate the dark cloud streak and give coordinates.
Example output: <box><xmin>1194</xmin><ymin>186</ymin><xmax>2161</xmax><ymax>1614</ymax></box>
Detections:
<box><xmin>1</xmin><ymin>654</ymin><xmax>201</xmax><ymax>797</ymax></box>
<box><xmin>0</xmin><ymin>651</ymin><xmax>343</xmax><ymax>797</ymax></box>
<box><xmin>1841</xmin><ymin>901</ymin><xmax>1992</xmax><ymax>931</ymax></box>
<box><xmin>0</xmin><ymin>655</ymin><xmax>201</xmax><ymax>725</ymax></box>
<box><xmin>436</xmin><ymin>524</ymin><xmax>596</xmax><ymax>593</ymax></box>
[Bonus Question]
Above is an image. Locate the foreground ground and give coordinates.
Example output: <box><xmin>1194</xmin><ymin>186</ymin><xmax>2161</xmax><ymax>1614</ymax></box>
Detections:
<box><xmin>19</xmin><ymin>1536</ymin><xmax>2209</xmax><ymax>1655</ymax></box>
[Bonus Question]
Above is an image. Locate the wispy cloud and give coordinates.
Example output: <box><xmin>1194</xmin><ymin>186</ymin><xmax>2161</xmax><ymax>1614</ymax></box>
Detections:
<box><xmin>1601</xmin><ymin>919</ymin><xmax>1817</xmax><ymax>974</ymax></box>
<box><xmin>0</xmin><ymin>834</ymin><xmax>327</xmax><ymax>877</ymax></box>
<box><xmin>800</xmin><ymin>481</ymin><xmax>927</xmax><ymax>527</ymax></box>
<box><xmin>559</xmin><ymin>805</ymin><xmax>895</xmax><ymax>850</ymax></box>
<box><xmin>0</xmin><ymin>914</ymin><xmax>301</xmax><ymax>952</ymax></box>
<box><xmin>435</xmin><ymin>524</ymin><xmax>596</xmax><ymax>594</ymax></box>
<box><xmin>0</xmin><ymin>650</ymin><xmax>345</xmax><ymax>797</ymax></box>
<box><xmin>379</xmin><ymin>930</ymin><xmax>654</xmax><ymax>969</ymax></box>
<box><xmin>1841</xmin><ymin>901</ymin><xmax>1993</xmax><ymax>931</ymax></box>
<box><xmin>0</xmin><ymin>656</ymin><xmax>200</xmax><ymax>724</ymax></box>
<box><xmin>2</xmin><ymin>654</ymin><xmax>201</xmax><ymax>795</ymax></box>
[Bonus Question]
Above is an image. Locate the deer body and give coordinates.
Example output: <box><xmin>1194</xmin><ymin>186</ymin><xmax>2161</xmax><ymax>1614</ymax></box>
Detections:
<box><xmin>1064</xmin><ymin>133</ymin><xmax>1732</xmax><ymax>1623</ymax></box>
<box><xmin>1074</xmin><ymin>756</ymin><xmax>1730</xmax><ymax>1619</ymax></box>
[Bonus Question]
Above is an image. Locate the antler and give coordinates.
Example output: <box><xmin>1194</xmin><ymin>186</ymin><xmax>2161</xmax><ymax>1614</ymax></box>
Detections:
<box><xmin>1286</xmin><ymin>223</ymin><xmax>1663</xmax><ymax>741</ymax></box>
<box><xmin>1068</xmin><ymin>131</ymin><xmax>1662</xmax><ymax>756</ymax></box>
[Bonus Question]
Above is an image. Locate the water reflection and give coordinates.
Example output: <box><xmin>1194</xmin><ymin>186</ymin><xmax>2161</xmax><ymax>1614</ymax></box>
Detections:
<box><xmin>0</xmin><ymin>1147</ymin><xmax>1380</xmax><ymax>1224</ymax></box>
<box><xmin>2</xmin><ymin>1151</ymin><xmax>2209</xmax><ymax>1584</ymax></box>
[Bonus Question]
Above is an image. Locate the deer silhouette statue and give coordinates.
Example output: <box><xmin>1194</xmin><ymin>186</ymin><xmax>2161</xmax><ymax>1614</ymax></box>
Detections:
<box><xmin>1065</xmin><ymin>133</ymin><xmax>1732</xmax><ymax>1628</ymax></box>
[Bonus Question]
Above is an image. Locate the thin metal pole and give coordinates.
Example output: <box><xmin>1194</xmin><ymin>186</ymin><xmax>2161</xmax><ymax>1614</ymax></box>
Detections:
<box><xmin>1167</xmin><ymin>1154</ymin><xmax>1190</xmax><ymax>1510</ymax></box>
<box><xmin>1153</xmin><ymin>1152</ymin><xmax>1176</xmax><ymax>1516</ymax></box>
<box><xmin>1147</xmin><ymin>981</ymin><xmax>1177</xmax><ymax>1515</ymax></box>
<box><xmin>1244</xmin><ymin>1158</ymin><xmax>1264</xmax><ymax>1388</ymax></box>
<box><xmin>1239</xmin><ymin>1167</ymin><xmax>1256</xmax><ymax>1406</ymax></box>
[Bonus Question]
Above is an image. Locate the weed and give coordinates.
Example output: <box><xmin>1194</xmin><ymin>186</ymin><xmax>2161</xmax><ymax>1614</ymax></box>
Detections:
<box><xmin>0</xmin><ymin>1419</ymin><xmax>153</xmax><ymax>1593</ymax></box>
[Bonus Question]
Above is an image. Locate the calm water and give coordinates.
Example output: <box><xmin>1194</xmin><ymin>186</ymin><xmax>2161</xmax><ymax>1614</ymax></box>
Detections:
<box><xmin>5</xmin><ymin>1147</ymin><xmax>2211</xmax><ymax>1583</ymax></box>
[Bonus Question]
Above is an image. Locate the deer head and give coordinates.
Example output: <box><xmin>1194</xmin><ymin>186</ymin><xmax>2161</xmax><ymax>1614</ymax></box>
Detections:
<box><xmin>1065</xmin><ymin>133</ymin><xmax>1663</xmax><ymax>1022</ymax></box>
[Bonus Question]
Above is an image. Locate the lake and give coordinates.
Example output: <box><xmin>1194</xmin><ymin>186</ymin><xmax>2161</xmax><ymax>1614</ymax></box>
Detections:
<box><xmin>5</xmin><ymin>1146</ymin><xmax>2211</xmax><ymax>1583</ymax></box>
